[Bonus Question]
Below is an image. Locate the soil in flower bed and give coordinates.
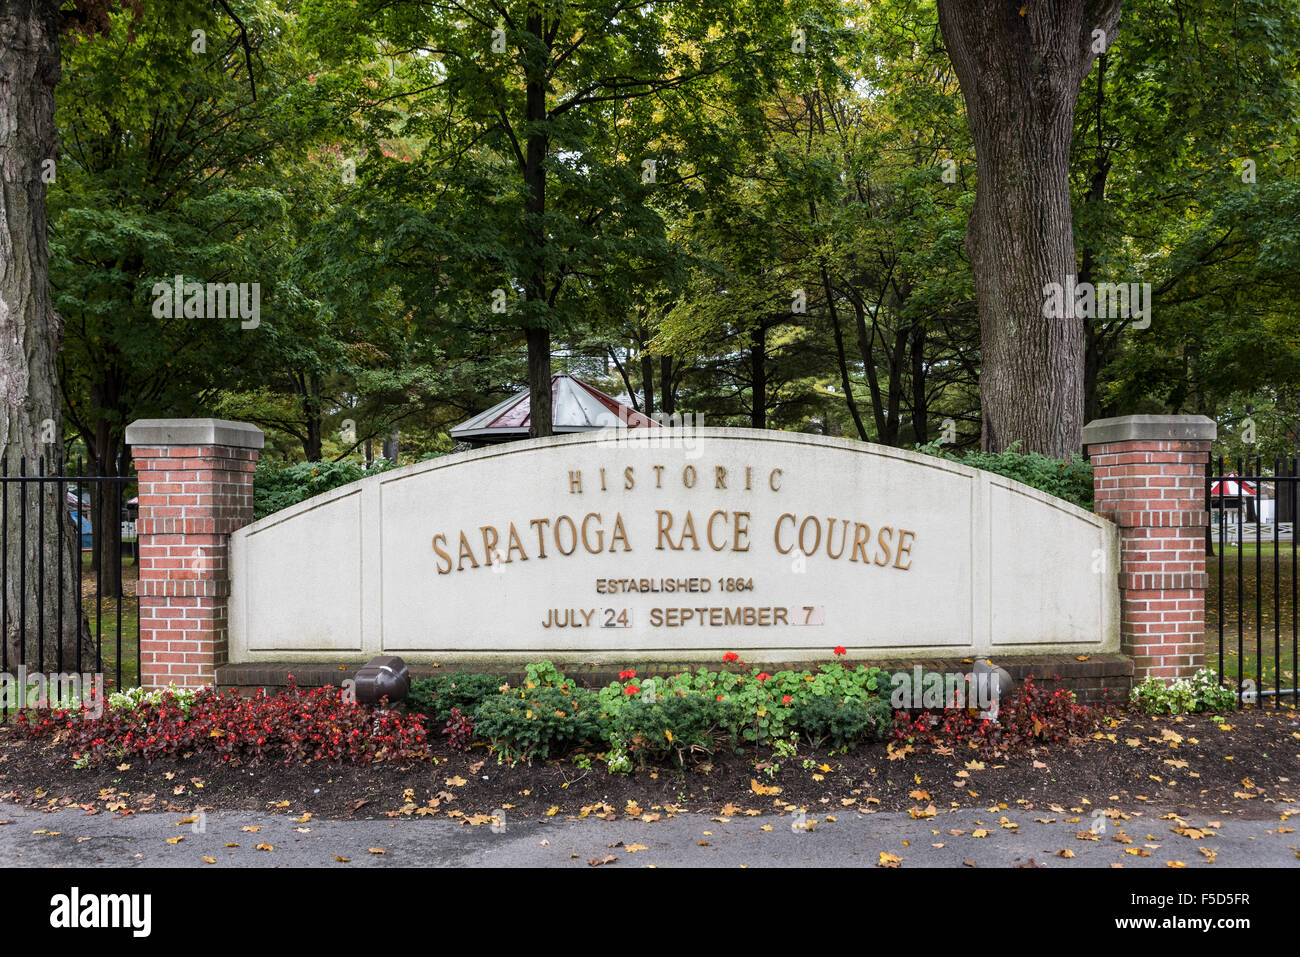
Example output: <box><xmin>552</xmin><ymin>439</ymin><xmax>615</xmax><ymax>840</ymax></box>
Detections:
<box><xmin>1</xmin><ymin>710</ymin><xmax>1296</xmax><ymax>824</ymax></box>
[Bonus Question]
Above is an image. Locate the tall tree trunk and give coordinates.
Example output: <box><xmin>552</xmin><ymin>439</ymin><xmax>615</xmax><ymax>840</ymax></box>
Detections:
<box><xmin>523</xmin><ymin>10</ymin><xmax>552</xmax><ymax>438</ymax></box>
<box><xmin>382</xmin><ymin>428</ymin><xmax>400</xmax><ymax>464</ymax></box>
<box><xmin>909</xmin><ymin>320</ymin><xmax>928</xmax><ymax>444</ymax></box>
<box><xmin>0</xmin><ymin>0</ymin><xmax>85</xmax><ymax>671</ymax></box>
<box><xmin>300</xmin><ymin>371</ymin><xmax>323</xmax><ymax>460</ymax></box>
<box><xmin>639</xmin><ymin>344</ymin><xmax>655</xmax><ymax>417</ymax></box>
<box><xmin>749</xmin><ymin>321</ymin><xmax>766</xmax><ymax>430</ymax></box>
<box><xmin>659</xmin><ymin>355</ymin><xmax>675</xmax><ymax>416</ymax></box>
<box><xmin>855</xmin><ymin>297</ymin><xmax>887</xmax><ymax>443</ymax></box>
<box><xmin>937</xmin><ymin>0</ymin><xmax>1122</xmax><ymax>457</ymax></box>
<box><xmin>1079</xmin><ymin>52</ymin><xmax>1113</xmax><ymax>425</ymax></box>
<box><xmin>822</xmin><ymin>266</ymin><xmax>868</xmax><ymax>441</ymax></box>
<box><xmin>89</xmin><ymin>425</ymin><xmax>122</xmax><ymax>601</ymax></box>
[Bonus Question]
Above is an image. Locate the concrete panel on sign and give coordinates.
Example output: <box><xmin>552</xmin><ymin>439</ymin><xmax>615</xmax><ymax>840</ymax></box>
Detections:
<box><xmin>987</xmin><ymin>479</ymin><xmax>1118</xmax><ymax>646</ymax></box>
<box><xmin>234</xmin><ymin>487</ymin><xmax>365</xmax><ymax>652</ymax></box>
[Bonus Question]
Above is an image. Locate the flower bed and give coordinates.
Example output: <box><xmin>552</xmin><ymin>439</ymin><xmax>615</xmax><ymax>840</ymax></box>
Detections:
<box><xmin>16</xmin><ymin>679</ymin><xmax>428</xmax><ymax>766</ymax></box>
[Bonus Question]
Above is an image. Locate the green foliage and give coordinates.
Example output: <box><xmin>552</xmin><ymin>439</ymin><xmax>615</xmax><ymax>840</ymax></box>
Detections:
<box><xmin>597</xmin><ymin>662</ymin><xmax>894</xmax><ymax>750</ymax></box>
<box><xmin>916</xmin><ymin>440</ymin><xmax>1094</xmax><ymax>510</ymax></box>
<box><xmin>792</xmin><ymin>694</ymin><xmax>893</xmax><ymax>749</ymax></box>
<box><xmin>610</xmin><ymin>694</ymin><xmax>743</xmax><ymax>767</ymax></box>
<box><xmin>406</xmin><ymin>671</ymin><xmax>505</xmax><ymax>724</ymax></box>
<box><xmin>474</xmin><ymin>684</ymin><xmax>603</xmax><ymax>762</ymax></box>
<box><xmin>252</xmin><ymin>458</ymin><xmax>397</xmax><ymax>520</ymax></box>
<box><xmin>107</xmin><ymin>684</ymin><xmax>198</xmax><ymax>717</ymax></box>
<box><xmin>1130</xmin><ymin>669</ymin><xmax>1237</xmax><ymax>715</ymax></box>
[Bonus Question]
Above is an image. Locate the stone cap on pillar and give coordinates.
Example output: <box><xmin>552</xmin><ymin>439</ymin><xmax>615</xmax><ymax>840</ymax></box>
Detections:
<box><xmin>1082</xmin><ymin>414</ymin><xmax>1216</xmax><ymax>447</ymax></box>
<box><xmin>126</xmin><ymin>418</ymin><xmax>265</xmax><ymax>449</ymax></box>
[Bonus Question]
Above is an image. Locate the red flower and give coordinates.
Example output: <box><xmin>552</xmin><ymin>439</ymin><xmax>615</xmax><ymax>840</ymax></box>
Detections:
<box><xmin>722</xmin><ymin>652</ymin><xmax>739</xmax><ymax>663</ymax></box>
<box><xmin>833</xmin><ymin>646</ymin><xmax>847</xmax><ymax>656</ymax></box>
<box><xmin>618</xmin><ymin>669</ymin><xmax>636</xmax><ymax>680</ymax></box>
<box><xmin>756</xmin><ymin>673</ymin><xmax>770</xmax><ymax>682</ymax></box>
<box><xmin>625</xmin><ymin>686</ymin><xmax>640</xmax><ymax>696</ymax></box>
<box><xmin>782</xmin><ymin>695</ymin><xmax>792</xmax><ymax>705</ymax></box>
<box><xmin>717</xmin><ymin>695</ymin><xmax>724</xmax><ymax>701</ymax></box>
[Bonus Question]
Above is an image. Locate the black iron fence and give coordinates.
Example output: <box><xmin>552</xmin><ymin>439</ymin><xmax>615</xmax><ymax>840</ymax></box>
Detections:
<box><xmin>0</xmin><ymin>455</ymin><xmax>140</xmax><ymax>719</ymax></box>
<box><xmin>1207</xmin><ymin>456</ymin><xmax>1299</xmax><ymax>708</ymax></box>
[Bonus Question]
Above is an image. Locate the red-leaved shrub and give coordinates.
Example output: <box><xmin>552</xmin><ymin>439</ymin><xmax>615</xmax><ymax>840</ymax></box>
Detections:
<box><xmin>894</xmin><ymin>677</ymin><xmax>1105</xmax><ymax>756</ymax></box>
<box><xmin>442</xmin><ymin>707</ymin><xmax>474</xmax><ymax>751</ymax></box>
<box><xmin>16</xmin><ymin>681</ymin><xmax>428</xmax><ymax>766</ymax></box>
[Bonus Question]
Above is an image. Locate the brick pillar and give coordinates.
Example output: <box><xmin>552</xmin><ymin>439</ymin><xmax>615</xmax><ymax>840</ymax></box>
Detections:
<box><xmin>1084</xmin><ymin>415</ymin><xmax>1216</xmax><ymax>681</ymax></box>
<box><xmin>125</xmin><ymin>419</ymin><xmax>264</xmax><ymax>690</ymax></box>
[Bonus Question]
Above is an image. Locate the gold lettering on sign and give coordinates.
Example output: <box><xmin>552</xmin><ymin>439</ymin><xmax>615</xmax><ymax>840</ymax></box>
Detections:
<box><xmin>715</xmin><ymin>467</ymin><xmax>727</xmax><ymax>489</ymax></box>
<box><xmin>707</xmin><ymin>510</ymin><xmax>728</xmax><ymax>551</ymax></box>
<box><xmin>624</xmin><ymin>466</ymin><xmax>635</xmax><ymax>490</ymax></box>
<box><xmin>529</xmin><ymin>518</ymin><xmax>551</xmax><ymax>558</ymax></box>
<box><xmin>653</xmin><ymin>465</ymin><xmax>664</xmax><ymax>488</ymax></box>
<box><xmin>655</xmin><ymin>510</ymin><xmax>674</xmax><ymax>550</ymax></box>
<box><xmin>798</xmin><ymin>515</ymin><xmax>821</xmax><ymax>555</ymax></box>
<box><xmin>774</xmin><ymin>513</ymin><xmax>795</xmax><ymax>554</ymax></box>
<box><xmin>506</xmin><ymin>523</ymin><xmax>528</xmax><ymax>562</ymax></box>
<box><xmin>600</xmin><ymin>468</ymin><xmax>607</xmax><ymax>491</ymax></box>
<box><xmin>679</xmin><ymin>511</ymin><xmax>700</xmax><ymax>550</ymax></box>
<box><xmin>609</xmin><ymin>512</ymin><xmax>631</xmax><ymax>552</ymax></box>
<box><xmin>769</xmin><ymin>468</ymin><xmax>783</xmax><ymax>491</ymax></box>
<box><xmin>745</xmin><ymin>467</ymin><xmax>752</xmax><ymax>490</ymax></box>
<box><xmin>481</xmin><ymin>526</ymin><xmax>500</xmax><ymax>565</ymax></box>
<box><xmin>581</xmin><ymin>512</ymin><xmax>604</xmax><ymax>553</ymax></box>
<box><xmin>894</xmin><ymin>529</ymin><xmax>915</xmax><ymax>570</ymax></box>
<box><xmin>874</xmin><ymin>526</ymin><xmax>894</xmax><ymax>566</ymax></box>
<box><xmin>733</xmin><ymin>511</ymin><xmax>751</xmax><ymax>551</ymax></box>
<box><xmin>554</xmin><ymin>515</ymin><xmax>578</xmax><ymax>556</ymax></box>
<box><xmin>682</xmin><ymin>465</ymin><xmax>696</xmax><ymax>488</ymax></box>
<box><xmin>457</xmin><ymin>531</ymin><xmax>480</xmax><ymax>571</ymax></box>
<box><xmin>850</xmin><ymin>523</ymin><xmax>871</xmax><ymax>563</ymax></box>
<box><xmin>568</xmin><ymin>471</ymin><xmax>582</xmax><ymax>494</ymax></box>
<box><xmin>826</xmin><ymin>518</ymin><xmax>849</xmax><ymax>559</ymax></box>
<box><xmin>433</xmin><ymin>534</ymin><xmax>452</xmax><ymax>574</ymax></box>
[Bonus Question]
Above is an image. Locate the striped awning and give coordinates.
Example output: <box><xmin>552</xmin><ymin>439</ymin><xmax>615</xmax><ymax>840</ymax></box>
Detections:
<box><xmin>450</xmin><ymin>373</ymin><xmax>660</xmax><ymax>443</ymax></box>
<box><xmin>1210</xmin><ymin>473</ymin><xmax>1257</xmax><ymax>497</ymax></box>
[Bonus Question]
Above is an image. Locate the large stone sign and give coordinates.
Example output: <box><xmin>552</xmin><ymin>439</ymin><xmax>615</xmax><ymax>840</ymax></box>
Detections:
<box><xmin>227</xmin><ymin>429</ymin><xmax>1118</xmax><ymax>664</ymax></box>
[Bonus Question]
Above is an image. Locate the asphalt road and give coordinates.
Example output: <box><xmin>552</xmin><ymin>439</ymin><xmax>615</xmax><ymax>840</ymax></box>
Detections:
<box><xmin>1</xmin><ymin>803</ymin><xmax>1294</xmax><ymax>868</ymax></box>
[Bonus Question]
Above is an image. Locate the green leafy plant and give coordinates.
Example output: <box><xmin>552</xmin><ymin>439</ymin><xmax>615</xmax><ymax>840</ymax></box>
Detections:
<box><xmin>474</xmin><ymin>684</ymin><xmax>602</xmax><ymax>762</ymax></box>
<box><xmin>610</xmin><ymin>693</ymin><xmax>742</xmax><ymax>767</ymax></box>
<box><xmin>253</xmin><ymin>459</ymin><xmax>399</xmax><ymax>520</ymax></box>
<box><xmin>107</xmin><ymin>684</ymin><xmax>198</xmax><ymax>717</ymax></box>
<box><xmin>406</xmin><ymin>671</ymin><xmax>504</xmax><ymax>724</ymax></box>
<box><xmin>916</xmin><ymin>439</ymin><xmax>1093</xmax><ymax>510</ymax></box>
<box><xmin>1130</xmin><ymin>668</ymin><xmax>1236</xmax><ymax>715</ymax></box>
<box><xmin>793</xmin><ymin>694</ymin><xmax>893</xmax><ymax>749</ymax></box>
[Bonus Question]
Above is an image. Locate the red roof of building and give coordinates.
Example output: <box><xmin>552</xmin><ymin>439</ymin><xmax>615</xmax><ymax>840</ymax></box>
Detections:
<box><xmin>450</xmin><ymin>373</ymin><xmax>660</xmax><ymax>443</ymax></box>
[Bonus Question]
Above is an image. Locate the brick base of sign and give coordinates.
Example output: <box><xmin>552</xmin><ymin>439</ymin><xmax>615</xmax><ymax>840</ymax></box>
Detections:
<box><xmin>215</xmin><ymin>654</ymin><xmax>1135</xmax><ymax>707</ymax></box>
<box><xmin>1084</xmin><ymin>415</ymin><xmax>1216</xmax><ymax>683</ymax></box>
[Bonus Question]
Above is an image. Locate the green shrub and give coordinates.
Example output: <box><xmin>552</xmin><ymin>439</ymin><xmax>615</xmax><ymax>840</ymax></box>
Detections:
<box><xmin>474</xmin><ymin>685</ymin><xmax>603</xmax><ymax>761</ymax></box>
<box><xmin>406</xmin><ymin>672</ymin><xmax>505</xmax><ymax>723</ymax></box>
<box><xmin>792</xmin><ymin>694</ymin><xmax>893</xmax><ymax>749</ymax></box>
<box><xmin>596</xmin><ymin>662</ymin><xmax>894</xmax><ymax>748</ymax></box>
<box><xmin>610</xmin><ymin>693</ymin><xmax>742</xmax><ymax>767</ymax></box>
<box><xmin>1130</xmin><ymin>668</ymin><xmax>1236</xmax><ymax>714</ymax></box>
<box><xmin>107</xmin><ymin>684</ymin><xmax>198</xmax><ymax>717</ymax></box>
<box><xmin>253</xmin><ymin>459</ymin><xmax>398</xmax><ymax>520</ymax></box>
<box><xmin>915</xmin><ymin>440</ymin><xmax>1093</xmax><ymax>510</ymax></box>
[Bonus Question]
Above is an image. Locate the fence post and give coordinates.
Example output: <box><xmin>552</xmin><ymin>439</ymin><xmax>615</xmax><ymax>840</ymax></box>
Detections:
<box><xmin>1084</xmin><ymin>414</ymin><xmax>1216</xmax><ymax>682</ymax></box>
<box><xmin>125</xmin><ymin>419</ymin><xmax>263</xmax><ymax>690</ymax></box>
